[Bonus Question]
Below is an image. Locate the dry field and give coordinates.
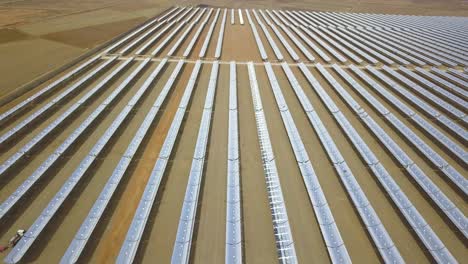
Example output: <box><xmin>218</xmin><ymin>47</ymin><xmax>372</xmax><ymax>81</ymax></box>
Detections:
<box><xmin>0</xmin><ymin>3</ymin><xmax>467</xmax><ymax>264</ymax></box>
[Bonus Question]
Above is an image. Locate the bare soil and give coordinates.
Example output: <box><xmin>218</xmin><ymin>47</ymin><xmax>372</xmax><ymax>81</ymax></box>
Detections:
<box><xmin>42</xmin><ymin>17</ymin><xmax>147</xmax><ymax>49</ymax></box>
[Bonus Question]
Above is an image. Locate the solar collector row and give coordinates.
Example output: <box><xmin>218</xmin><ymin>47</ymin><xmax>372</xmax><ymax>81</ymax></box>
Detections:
<box><xmin>258</xmin><ymin>10</ymin><xmax>304</xmax><ymax>61</ymax></box>
<box><xmin>151</xmin><ymin>21</ymin><xmax>187</xmax><ymax>56</ymax></box>
<box><xmin>447</xmin><ymin>68</ymin><xmax>468</xmax><ymax>82</ymax></box>
<box><xmin>288</xmin><ymin>24</ymin><xmax>331</xmax><ymax>62</ymax></box>
<box><xmin>315</xmin><ymin>27</ymin><xmax>379</xmax><ymax>64</ymax></box>
<box><xmin>0</xmin><ymin>57</ymin><xmax>121</xmax><ymax>177</ymax></box>
<box><xmin>305</xmin><ymin>25</ymin><xmax>365</xmax><ymax>63</ymax></box>
<box><xmin>272</xmin><ymin>10</ymin><xmax>289</xmax><ymax>26</ymax></box>
<box><xmin>171</xmin><ymin>61</ymin><xmax>219</xmax><ymax>264</ymax></box>
<box><xmin>214</xmin><ymin>9</ymin><xmax>227</xmax><ymax>59</ymax></box>
<box><xmin>335</xmin><ymin>27</ymin><xmax>410</xmax><ymax>65</ymax></box>
<box><xmin>164</xmin><ymin>7</ymin><xmax>186</xmax><ymax>24</ymax></box>
<box><xmin>318</xmin><ymin>64</ymin><xmax>460</xmax><ymax>263</ymax></box>
<box><xmin>297</xmin><ymin>64</ymin><xmax>403</xmax><ymax>263</ymax></box>
<box><xmin>382</xmin><ymin>67</ymin><xmax>467</xmax><ymax>123</ymax></box>
<box><xmin>167</xmin><ymin>8</ymin><xmax>205</xmax><ymax>57</ymax></box>
<box><xmin>346</xmin><ymin>27</ymin><xmax>427</xmax><ymax>66</ymax></box>
<box><xmin>0</xmin><ymin>55</ymin><xmax>101</xmax><ymax>125</ymax></box>
<box><xmin>368</xmin><ymin>28</ymin><xmax>460</xmax><ymax>67</ymax></box>
<box><xmin>305</xmin><ymin>26</ymin><xmax>356</xmax><ymax>63</ymax></box>
<box><xmin>430</xmin><ymin>68</ymin><xmax>468</xmax><ymax>97</ymax></box>
<box><xmin>120</xmin><ymin>8</ymin><xmax>195</xmax><ymax>55</ymax></box>
<box><xmin>376</xmin><ymin>67</ymin><xmax>467</xmax><ymax>135</ymax></box>
<box><xmin>387</xmin><ymin>28</ymin><xmax>468</xmax><ymax>62</ymax></box>
<box><xmin>3</xmin><ymin>58</ymin><xmax>157</xmax><ymax>264</ymax></box>
<box><xmin>256</xmin><ymin>8</ymin><xmax>467</xmax><ymax>66</ymax></box>
<box><xmin>381</xmin><ymin>28</ymin><xmax>467</xmax><ymax>66</ymax></box>
<box><xmin>245</xmin><ymin>10</ymin><xmax>268</xmax><ymax>60</ymax></box>
<box><xmin>175</xmin><ymin>7</ymin><xmax>194</xmax><ymax>23</ymax></box>
<box><xmin>134</xmin><ymin>21</ymin><xmax>176</xmax><ymax>55</ymax></box>
<box><xmin>312</xmin><ymin>11</ymin><xmax>466</xmax><ymax>62</ymax></box>
<box><xmin>199</xmin><ymin>8</ymin><xmax>221</xmax><ymax>58</ymax></box>
<box><xmin>167</xmin><ymin>22</ymin><xmax>196</xmax><ymax>56</ymax></box>
<box><xmin>285</xmin><ymin>11</ymin><xmax>304</xmax><ymax>27</ymax></box>
<box><xmin>0</xmin><ymin>58</ymin><xmax>117</xmax><ymax>146</ymax></box>
<box><xmin>119</xmin><ymin>21</ymin><xmax>166</xmax><ymax>54</ymax></box>
<box><xmin>116</xmin><ymin>60</ymin><xmax>202</xmax><ymax>264</ymax></box>
<box><xmin>321</xmin><ymin>11</ymin><xmax>466</xmax><ymax>34</ymax></box>
<box><xmin>399</xmin><ymin>67</ymin><xmax>467</xmax><ymax>110</ymax></box>
<box><xmin>301</xmin><ymin>11</ymin><xmax>321</xmax><ymax>26</ymax></box>
<box><xmin>156</xmin><ymin>6</ymin><xmax>179</xmax><ymax>23</ymax></box>
<box><xmin>296</xmin><ymin>26</ymin><xmax>348</xmax><ymax>63</ymax></box>
<box><xmin>323</xmin><ymin>65</ymin><xmax>458</xmax><ymax>262</ymax></box>
<box><xmin>362</xmin><ymin>27</ymin><xmax>442</xmax><ymax>66</ymax></box>
<box><xmin>281</xmin><ymin>10</ymin><xmax>299</xmax><ymax>27</ymax></box>
<box><xmin>182</xmin><ymin>8</ymin><xmax>212</xmax><ymax>58</ymax></box>
<box><xmin>247</xmin><ymin>62</ymin><xmax>297</xmax><ymax>263</ymax></box>
<box><xmin>338</xmin><ymin>66</ymin><xmax>468</xmax><ymax>237</ymax></box>
<box><xmin>252</xmin><ymin>9</ymin><xmax>284</xmax><ymax>61</ymax></box>
<box><xmin>58</xmin><ymin>58</ymin><xmax>174</xmax><ymax>264</ymax></box>
<box><xmin>230</xmin><ymin>9</ymin><xmax>235</xmax><ymax>25</ymax></box>
<box><xmin>415</xmin><ymin>68</ymin><xmax>467</xmax><ymax>100</ymax></box>
<box><xmin>390</xmin><ymin>28</ymin><xmax>468</xmax><ymax>57</ymax></box>
<box><xmin>324</xmin><ymin>26</ymin><xmax>392</xmax><ymax>64</ymax></box>
<box><xmin>268</xmin><ymin>63</ymin><xmax>351</xmax><ymax>263</ymax></box>
<box><xmin>395</xmin><ymin>28</ymin><xmax>468</xmax><ymax>50</ymax></box>
<box><xmin>103</xmin><ymin>7</ymin><xmax>170</xmax><ymax>54</ymax></box>
<box><xmin>366</xmin><ymin>28</ymin><xmax>447</xmax><ymax>64</ymax></box>
<box><xmin>350</xmin><ymin>66</ymin><xmax>467</xmax><ymax>165</ymax></box>
<box><xmin>226</xmin><ymin>62</ymin><xmax>242</xmax><ymax>264</ymax></box>
<box><xmin>298</xmin><ymin>10</ymin><xmax>468</xmax><ymax>33</ymax></box>
<box><xmin>238</xmin><ymin>9</ymin><xmax>244</xmax><ymax>25</ymax></box>
<box><xmin>141</xmin><ymin>7</ymin><xmax>200</xmax><ymax>56</ymax></box>
<box><xmin>276</xmin><ymin>22</ymin><xmax>316</xmax><ymax>62</ymax></box>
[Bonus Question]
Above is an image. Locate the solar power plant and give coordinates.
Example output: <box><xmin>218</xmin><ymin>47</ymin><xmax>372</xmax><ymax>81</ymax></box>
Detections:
<box><xmin>0</xmin><ymin>5</ymin><xmax>467</xmax><ymax>264</ymax></box>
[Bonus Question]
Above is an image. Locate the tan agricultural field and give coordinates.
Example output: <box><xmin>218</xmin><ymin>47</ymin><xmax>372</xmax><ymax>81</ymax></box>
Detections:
<box><xmin>0</xmin><ymin>2</ymin><xmax>467</xmax><ymax>264</ymax></box>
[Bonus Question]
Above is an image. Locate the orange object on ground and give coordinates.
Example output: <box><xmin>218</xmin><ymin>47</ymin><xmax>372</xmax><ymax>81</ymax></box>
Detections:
<box><xmin>0</xmin><ymin>245</ymin><xmax>9</xmax><ymax>253</ymax></box>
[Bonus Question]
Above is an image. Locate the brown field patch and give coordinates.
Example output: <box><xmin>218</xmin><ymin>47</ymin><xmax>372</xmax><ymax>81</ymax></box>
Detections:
<box><xmin>0</xmin><ymin>28</ymin><xmax>32</xmax><ymax>44</ymax></box>
<box><xmin>42</xmin><ymin>17</ymin><xmax>148</xmax><ymax>48</ymax></box>
<box><xmin>0</xmin><ymin>7</ymin><xmax>59</xmax><ymax>27</ymax></box>
<box><xmin>0</xmin><ymin>38</ymin><xmax>83</xmax><ymax>98</ymax></box>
